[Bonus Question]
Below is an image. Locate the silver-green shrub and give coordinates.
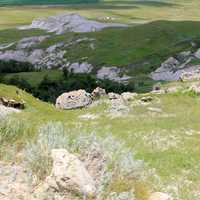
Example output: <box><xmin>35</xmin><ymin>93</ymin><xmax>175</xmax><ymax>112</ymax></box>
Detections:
<box><xmin>24</xmin><ymin>122</ymin><xmax>144</xmax><ymax>199</ymax></box>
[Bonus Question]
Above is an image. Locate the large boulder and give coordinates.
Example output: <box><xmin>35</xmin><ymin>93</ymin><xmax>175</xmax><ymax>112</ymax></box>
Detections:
<box><xmin>46</xmin><ymin>149</ymin><xmax>96</xmax><ymax>197</ymax></box>
<box><xmin>56</xmin><ymin>90</ymin><xmax>92</xmax><ymax>109</ymax></box>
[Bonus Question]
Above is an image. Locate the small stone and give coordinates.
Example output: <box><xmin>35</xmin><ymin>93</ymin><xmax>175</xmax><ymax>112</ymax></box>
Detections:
<box><xmin>149</xmin><ymin>192</ymin><xmax>171</xmax><ymax>200</ymax></box>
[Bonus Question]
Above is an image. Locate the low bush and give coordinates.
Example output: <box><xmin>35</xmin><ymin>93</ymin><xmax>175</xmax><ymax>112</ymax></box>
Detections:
<box><xmin>24</xmin><ymin>122</ymin><xmax>145</xmax><ymax>199</ymax></box>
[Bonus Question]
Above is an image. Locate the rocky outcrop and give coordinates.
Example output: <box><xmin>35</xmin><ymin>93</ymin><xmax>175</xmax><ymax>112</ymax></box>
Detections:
<box><xmin>68</xmin><ymin>62</ymin><xmax>93</xmax><ymax>73</ymax></box>
<box><xmin>18</xmin><ymin>13</ymin><xmax>128</xmax><ymax>34</ymax></box>
<box><xmin>46</xmin><ymin>149</ymin><xmax>96</xmax><ymax>197</ymax></box>
<box><xmin>56</xmin><ymin>89</ymin><xmax>92</xmax><ymax>109</ymax></box>
<box><xmin>16</xmin><ymin>36</ymin><xmax>50</xmax><ymax>49</ymax></box>
<box><xmin>149</xmin><ymin>192</ymin><xmax>171</xmax><ymax>200</ymax></box>
<box><xmin>97</xmin><ymin>66</ymin><xmax>131</xmax><ymax>83</ymax></box>
<box><xmin>150</xmin><ymin>49</ymin><xmax>200</xmax><ymax>81</ymax></box>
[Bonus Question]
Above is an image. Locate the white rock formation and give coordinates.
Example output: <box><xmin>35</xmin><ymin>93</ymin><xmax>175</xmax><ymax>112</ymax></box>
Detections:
<box><xmin>18</xmin><ymin>13</ymin><xmax>128</xmax><ymax>34</ymax></box>
<box><xmin>56</xmin><ymin>89</ymin><xmax>92</xmax><ymax>109</ymax></box>
<box><xmin>46</xmin><ymin>149</ymin><xmax>96</xmax><ymax>197</ymax></box>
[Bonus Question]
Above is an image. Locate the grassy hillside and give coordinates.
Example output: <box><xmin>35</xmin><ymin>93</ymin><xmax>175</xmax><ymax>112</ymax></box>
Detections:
<box><xmin>1</xmin><ymin>20</ymin><xmax>200</xmax><ymax>95</ymax></box>
<box><xmin>1</xmin><ymin>81</ymin><xmax>200</xmax><ymax>199</ymax></box>
<box><xmin>0</xmin><ymin>0</ymin><xmax>200</xmax><ymax>29</ymax></box>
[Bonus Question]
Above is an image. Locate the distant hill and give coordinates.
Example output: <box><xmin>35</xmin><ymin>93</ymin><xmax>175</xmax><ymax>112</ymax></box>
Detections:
<box><xmin>0</xmin><ymin>0</ymin><xmax>98</xmax><ymax>6</ymax></box>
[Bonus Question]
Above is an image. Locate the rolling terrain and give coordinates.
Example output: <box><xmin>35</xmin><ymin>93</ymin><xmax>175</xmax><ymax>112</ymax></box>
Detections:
<box><xmin>1</xmin><ymin>1</ymin><xmax>200</xmax><ymax>200</ymax></box>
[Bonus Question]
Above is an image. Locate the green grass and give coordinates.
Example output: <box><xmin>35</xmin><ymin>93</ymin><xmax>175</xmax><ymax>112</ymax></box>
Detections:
<box><xmin>1</xmin><ymin>82</ymin><xmax>200</xmax><ymax>199</ymax></box>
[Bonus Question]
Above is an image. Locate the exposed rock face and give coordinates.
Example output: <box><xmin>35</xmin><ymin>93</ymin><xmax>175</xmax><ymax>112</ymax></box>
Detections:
<box><xmin>149</xmin><ymin>192</ymin><xmax>171</xmax><ymax>200</ymax></box>
<box><xmin>0</xmin><ymin>50</ymin><xmax>28</xmax><ymax>62</ymax></box>
<box><xmin>56</xmin><ymin>90</ymin><xmax>92</xmax><ymax>109</ymax></box>
<box><xmin>16</xmin><ymin>36</ymin><xmax>50</xmax><ymax>49</ymax></box>
<box><xmin>97</xmin><ymin>66</ymin><xmax>131</xmax><ymax>83</ymax></box>
<box><xmin>92</xmin><ymin>87</ymin><xmax>106</xmax><ymax>99</ymax></box>
<box><xmin>46</xmin><ymin>149</ymin><xmax>96</xmax><ymax>197</ymax></box>
<box><xmin>18</xmin><ymin>13</ymin><xmax>128</xmax><ymax>34</ymax></box>
<box><xmin>150</xmin><ymin>49</ymin><xmax>200</xmax><ymax>81</ymax></box>
<box><xmin>68</xmin><ymin>62</ymin><xmax>93</xmax><ymax>73</ymax></box>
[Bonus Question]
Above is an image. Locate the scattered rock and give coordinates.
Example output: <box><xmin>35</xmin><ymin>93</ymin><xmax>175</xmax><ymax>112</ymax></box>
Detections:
<box><xmin>140</xmin><ymin>96</ymin><xmax>153</xmax><ymax>103</ymax></box>
<box><xmin>149</xmin><ymin>192</ymin><xmax>171</xmax><ymax>200</ymax></box>
<box><xmin>18</xmin><ymin>13</ymin><xmax>128</xmax><ymax>34</ymax></box>
<box><xmin>121</xmin><ymin>92</ymin><xmax>138</xmax><ymax>101</ymax></box>
<box><xmin>46</xmin><ymin>149</ymin><xmax>96</xmax><ymax>197</ymax></box>
<box><xmin>165</xmin><ymin>86</ymin><xmax>181</xmax><ymax>94</ymax></box>
<box><xmin>79</xmin><ymin>113</ymin><xmax>99</xmax><ymax>120</ymax></box>
<box><xmin>56</xmin><ymin>89</ymin><xmax>92</xmax><ymax>109</ymax></box>
<box><xmin>0</xmin><ymin>97</ymin><xmax>25</xmax><ymax>109</ymax></box>
<box><xmin>92</xmin><ymin>87</ymin><xmax>106</xmax><ymax>99</ymax></box>
<box><xmin>108</xmin><ymin>92</ymin><xmax>121</xmax><ymax>100</ymax></box>
<box><xmin>147</xmin><ymin>107</ymin><xmax>162</xmax><ymax>113</ymax></box>
<box><xmin>108</xmin><ymin>94</ymin><xmax>129</xmax><ymax>116</ymax></box>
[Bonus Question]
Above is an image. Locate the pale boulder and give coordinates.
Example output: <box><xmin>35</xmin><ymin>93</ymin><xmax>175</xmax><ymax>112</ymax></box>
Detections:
<box><xmin>56</xmin><ymin>90</ymin><xmax>92</xmax><ymax>109</ymax></box>
<box><xmin>46</xmin><ymin>149</ymin><xmax>96</xmax><ymax>197</ymax></box>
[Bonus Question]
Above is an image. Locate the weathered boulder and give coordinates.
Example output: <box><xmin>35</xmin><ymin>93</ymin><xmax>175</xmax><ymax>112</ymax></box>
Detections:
<box><xmin>56</xmin><ymin>90</ymin><xmax>92</xmax><ymax>109</ymax></box>
<box><xmin>91</xmin><ymin>87</ymin><xmax>106</xmax><ymax>99</ymax></box>
<box><xmin>149</xmin><ymin>192</ymin><xmax>171</xmax><ymax>200</ymax></box>
<box><xmin>46</xmin><ymin>149</ymin><xmax>96</xmax><ymax>197</ymax></box>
